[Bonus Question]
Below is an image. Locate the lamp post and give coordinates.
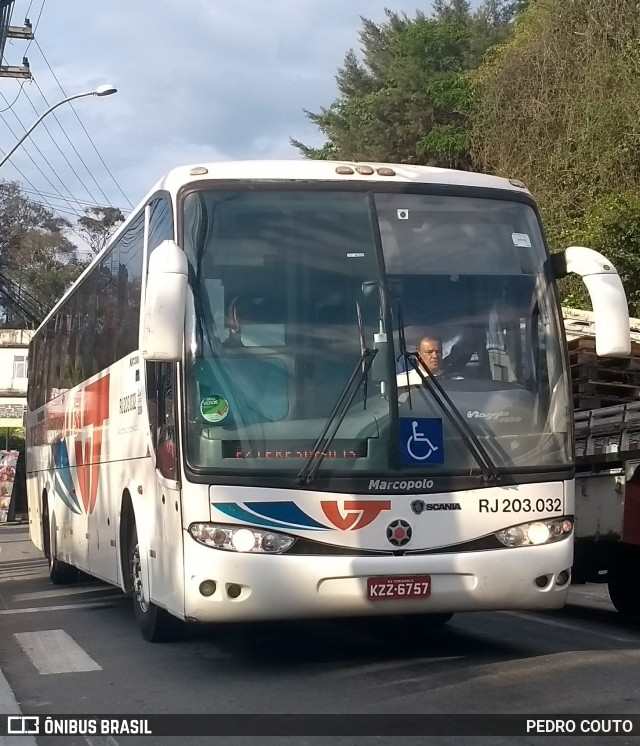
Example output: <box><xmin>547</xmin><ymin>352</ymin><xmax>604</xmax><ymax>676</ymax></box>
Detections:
<box><xmin>0</xmin><ymin>84</ymin><xmax>117</xmax><ymax>169</ymax></box>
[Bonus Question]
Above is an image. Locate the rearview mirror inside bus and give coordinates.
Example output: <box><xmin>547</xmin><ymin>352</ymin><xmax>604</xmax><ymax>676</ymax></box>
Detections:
<box><xmin>142</xmin><ymin>239</ymin><xmax>188</xmax><ymax>362</ymax></box>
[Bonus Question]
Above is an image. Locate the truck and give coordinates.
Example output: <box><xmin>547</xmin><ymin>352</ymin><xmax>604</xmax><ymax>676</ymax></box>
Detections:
<box><xmin>565</xmin><ymin>307</ymin><xmax>640</xmax><ymax>613</ymax></box>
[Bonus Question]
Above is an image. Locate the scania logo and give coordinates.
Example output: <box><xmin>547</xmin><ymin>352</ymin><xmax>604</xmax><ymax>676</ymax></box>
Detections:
<box><xmin>466</xmin><ymin>410</ymin><xmax>521</xmax><ymax>423</ymax></box>
<box><xmin>411</xmin><ymin>499</ymin><xmax>462</xmax><ymax>514</ymax></box>
<box><xmin>387</xmin><ymin>519</ymin><xmax>412</xmax><ymax>547</ymax></box>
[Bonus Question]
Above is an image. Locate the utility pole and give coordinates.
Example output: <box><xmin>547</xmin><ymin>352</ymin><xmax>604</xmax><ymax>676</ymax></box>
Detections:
<box><xmin>0</xmin><ymin>1</ymin><xmax>32</xmax><ymax>80</ymax></box>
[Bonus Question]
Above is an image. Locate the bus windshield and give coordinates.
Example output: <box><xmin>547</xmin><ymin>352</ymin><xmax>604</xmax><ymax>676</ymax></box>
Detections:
<box><xmin>181</xmin><ymin>187</ymin><xmax>571</xmax><ymax>482</ymax></box>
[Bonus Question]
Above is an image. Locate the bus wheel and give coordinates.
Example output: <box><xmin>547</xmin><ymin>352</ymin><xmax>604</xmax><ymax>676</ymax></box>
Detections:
<box><xmin>608</xmin><ymin>574</ymin><xmax>640</xmax><ymax>615</ymax></box>
<box><xmin>130</xmin><ymin>526</ymin><xmax>182</xmax><ymax>642</ymax></box>
<box><xmin>47</xmin><ymin>514</ymin><xmax>78</xmax><ymax>585</ymax></box>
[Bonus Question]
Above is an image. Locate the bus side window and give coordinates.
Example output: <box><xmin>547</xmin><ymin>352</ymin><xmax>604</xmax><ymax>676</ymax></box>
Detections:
<box><xmin>147</xmin><ymin>362</ymin><xmax>179</xmax><ymax>481</ymax></box>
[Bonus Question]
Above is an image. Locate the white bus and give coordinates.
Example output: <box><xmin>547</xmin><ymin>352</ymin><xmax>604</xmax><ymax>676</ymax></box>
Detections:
<box><xmin>26</xmin><ymin>160</ymin><xmax>630</xmax><ymax>641</ymax></box>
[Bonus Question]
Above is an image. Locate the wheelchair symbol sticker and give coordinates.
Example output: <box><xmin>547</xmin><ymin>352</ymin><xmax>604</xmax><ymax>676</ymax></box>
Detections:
<box><xmin>400</xmin><ymin>418</ymin><xmax>444</xmax><ymax>465</ymax></box>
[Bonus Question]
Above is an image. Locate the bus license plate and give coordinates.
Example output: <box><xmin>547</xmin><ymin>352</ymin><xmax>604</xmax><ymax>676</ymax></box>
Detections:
<box><xmin>367</xmin><ymin>575</ymin><xmax>431</xmax><ymax>601</ymax></box>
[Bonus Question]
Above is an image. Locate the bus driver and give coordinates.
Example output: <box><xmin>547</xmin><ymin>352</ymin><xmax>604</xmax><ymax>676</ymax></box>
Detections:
<box><xmin>417</xmin><ymin>333</ymin><xmax>443</xmax><ymax>376</ymax></box>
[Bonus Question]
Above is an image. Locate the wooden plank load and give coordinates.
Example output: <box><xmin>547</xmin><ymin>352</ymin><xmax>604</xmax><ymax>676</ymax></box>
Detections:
<box><xmin>574</xmin><ymin>401</ymin><xmax>640</xmax><ymax>463</ymax></box>
<box><xmin>564</xmin><ymin>307</ymin><xmax>640</xmax><ymax>412</ymax></box>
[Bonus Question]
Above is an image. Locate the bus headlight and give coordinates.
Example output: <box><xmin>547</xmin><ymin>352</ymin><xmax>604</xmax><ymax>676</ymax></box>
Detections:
<box><xmin>495</xmin><ymin>518</ymin><xmax>573</xmax><ymax>548</ymax></box>
<box><xmin>188</xmin><ymin>523</ymin><xmax>296</xmax><ymax>554</ymax></box>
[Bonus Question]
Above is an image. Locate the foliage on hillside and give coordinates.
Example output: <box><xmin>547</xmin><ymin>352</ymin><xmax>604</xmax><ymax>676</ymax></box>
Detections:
<box><xmin>562</xmin><ymin>192</ymin><xmax>640</xmax><ymax>316</ymax></box>
<box><xmin>296</xmin><ymin>0</ymin><xmax>640</xmax><ymax>313</ymax></box>
<box><xmin>292</xmin><ymin>1</ymin><xmax>518</xmax><ymax>168</ymax></box>
<box><xmin>471</xmin><ymin>0</ymin><xmax>640</xmax><ymax>308</ymax></box>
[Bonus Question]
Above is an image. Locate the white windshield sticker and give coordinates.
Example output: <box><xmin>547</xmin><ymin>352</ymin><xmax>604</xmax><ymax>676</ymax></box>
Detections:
<box><xmin>512</xmin><ymin>232</ymin><xmax>532</xmax><ymax>248</ymax></box>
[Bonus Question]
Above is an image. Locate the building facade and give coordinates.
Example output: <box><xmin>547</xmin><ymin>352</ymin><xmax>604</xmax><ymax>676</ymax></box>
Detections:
<box><xmin>0</xmin><ymin>328</ymin><xmax>34</xmax><ymax>436</ymax></box>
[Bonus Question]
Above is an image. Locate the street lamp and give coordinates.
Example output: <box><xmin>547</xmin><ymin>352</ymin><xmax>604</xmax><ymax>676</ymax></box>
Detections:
<box><xmin>0</xmin><ymin>84</ymin><xmax>117</xmax><ymax>169</ymax></box>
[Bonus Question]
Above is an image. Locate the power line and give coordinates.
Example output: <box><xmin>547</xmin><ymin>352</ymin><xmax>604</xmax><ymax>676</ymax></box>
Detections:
<box><xmin>24</xmin><ymin>0</ymin><xmax>44</xmax><ymax>53</ymax></box>
<box><xmin>0</xmin><ymin>104</ymin><xmax>86</xmax><ymax>216</ymax></box>
<box><xmin>0</xmin><ymin>157</ymin><xmax>87</xmax><ymax>245</ymax></box>
<box><xmin>33</xmin><ymin>37</ymin><xmax>133</xmax><ymax>208</ymax></box>
<box><xmin>0</xmin><ymin>79</ymin><xmax>25</xmax><ymax>111</ymax></box>
<box><xmin>0</xmin><ymin>4</ymin><xmax>89</xmax><ymax>217</ymax></box>
<box><xmin>20</xmin><ymin>184</ymin><xmax>128</xmax><ymax>211</ymax></box>
<box><xmin>30</xmin><ymin>71</ymin><xmax>113</xmax><ymax>207</ymax></box>
<box><xmin>22</xmin><ymin>198</ymin><xmax>85</xmax><ymax>218</ymax></box>
<box><xmin>24</xmin><ymin>83</ymin><xmax>104</xmax><ymax>205</ymax></box>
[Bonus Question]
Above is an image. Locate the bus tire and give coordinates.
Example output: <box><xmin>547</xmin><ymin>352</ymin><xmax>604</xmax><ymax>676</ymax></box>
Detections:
<box><xmin>47</xmin><ymin>513</ymin><xmax>78</xmax><ymax>585</ymax></box>
<box><xmin>608</xmin><ymin>575</ymin><xmax>640</xmax><ymax>615</ymax></box>
<box><xmin>130</xmin><ymin>525</ymin><xmax>182</xmax><ymax>642</ymax></box>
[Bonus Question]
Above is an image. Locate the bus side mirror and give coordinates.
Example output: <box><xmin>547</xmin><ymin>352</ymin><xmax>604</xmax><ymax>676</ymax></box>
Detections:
<box><xmin>142</xmin><ymin>240</ymin><xmax>188</xmax><ymax>362</ymax></box>
<box><xmin>553</xmin><ymin>246</ymin><xmax>630</xmax><ymax>357</ymax></box>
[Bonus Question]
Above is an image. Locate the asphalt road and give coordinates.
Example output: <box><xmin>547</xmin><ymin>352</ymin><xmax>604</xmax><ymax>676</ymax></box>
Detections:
<box><xmin>1</xmin><ymin>523</ymin><xmax>639</xmax><ymax>746</ymax></box>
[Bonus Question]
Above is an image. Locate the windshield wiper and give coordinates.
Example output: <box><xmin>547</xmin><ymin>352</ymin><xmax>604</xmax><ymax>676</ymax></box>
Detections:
<box><xmin>296</xmin><ymin>303</ymin><xmax>377</xmax><ymax>485</ymax></box>
<box><xmin>397</xmin><ymin>308</ymin><xmax>500</xmax><ymax>484</ymax></box>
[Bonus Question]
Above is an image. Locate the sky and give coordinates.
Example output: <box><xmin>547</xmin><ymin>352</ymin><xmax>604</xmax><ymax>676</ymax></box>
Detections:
<box><xmin>0</xmin><ymin>0</ymin><xmax>433</xmax><ymax>233</ymax></box>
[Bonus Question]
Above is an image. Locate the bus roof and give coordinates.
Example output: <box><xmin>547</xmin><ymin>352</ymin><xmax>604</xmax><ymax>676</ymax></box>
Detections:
<box><xmin>146</xmin><ymin>159</ymin><xmax>531</xmax><ymax>199</ymax></box>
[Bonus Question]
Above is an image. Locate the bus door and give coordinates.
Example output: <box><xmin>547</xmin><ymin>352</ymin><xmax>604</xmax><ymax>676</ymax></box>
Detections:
<box><xmin>147</xmin><ymin>362</ymin><xmax>184</xmax><ymax>613</ymax></box>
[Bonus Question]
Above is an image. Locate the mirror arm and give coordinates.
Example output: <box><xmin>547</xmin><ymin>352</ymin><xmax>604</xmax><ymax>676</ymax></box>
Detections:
<box><xmin>549</xmin><ymin>252</ymin><xmax>567</xmax><ymax>279</ymax></box>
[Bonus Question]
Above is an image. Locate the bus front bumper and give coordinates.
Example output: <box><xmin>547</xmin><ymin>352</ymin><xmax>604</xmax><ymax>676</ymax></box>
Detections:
<box><xmin>181</xmin><ymin>536</ymin><xmax>572</xmax><ymax>623</ymax></box>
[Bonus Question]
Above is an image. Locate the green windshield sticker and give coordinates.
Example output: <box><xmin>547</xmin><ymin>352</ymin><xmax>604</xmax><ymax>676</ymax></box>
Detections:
<box><xmin>200</xmin><ymin>395</ymin><xmax>229</xmax><ymax>423</ymax></box>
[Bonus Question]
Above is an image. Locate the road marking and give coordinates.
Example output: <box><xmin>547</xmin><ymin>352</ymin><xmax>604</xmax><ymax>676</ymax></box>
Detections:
<box><xmin>0</xmin><ymin>668</ymin><xmax>38</xmax><ymax>746</ymax></box>
<box><xmin>0</xmin><ymin>599</ymin><xmax>122</xmax><ymax>615</ymax></box>
<box><xmin>501</xmin><ymin>611</ymin><xmax>637</xmax><ymax>643</ymax></box>
<box><xmin>14</xmin><ymin>630</ymin><xmax>101</xmax><ymax>675</ymax></box>
<box><xmin>14</xmin><ymin>585</ymin><xmax>116</xmax><ymax>601</ymax></box>
<box><xmin>0</xmin><ymin>561</ymin><xmax>46</xmax><ymax>581</ymax></box>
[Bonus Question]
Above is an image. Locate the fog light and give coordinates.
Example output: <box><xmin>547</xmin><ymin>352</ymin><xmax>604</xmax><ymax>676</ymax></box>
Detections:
<box><xmin>556</xmin><ymin>570</ymin><xmax>570</xmax><ymax>586</ymax></box>
<box><xmin>227</xmin><ymin>584</ymin><xmax>242</xmax><ymax>599</ymax></box>
<box><xmin>199</xmin><ymin>580</ymin><xmax>217</xmax><ymax>597</ymax></box>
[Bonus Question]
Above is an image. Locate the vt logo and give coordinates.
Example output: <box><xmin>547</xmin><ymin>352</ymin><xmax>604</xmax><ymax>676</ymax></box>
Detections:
<box><xmin>74</xmin><ymin>375</ymin><xmax>110</xmax><ymax>514</ymax></box>
<box><xmin>321</xmin><ymin>500</ymin><xmax>391</xmax><ymax>530</ymax></box>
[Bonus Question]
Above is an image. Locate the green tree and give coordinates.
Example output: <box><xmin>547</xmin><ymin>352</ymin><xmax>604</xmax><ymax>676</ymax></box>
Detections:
<box><xmin>562</xmin><ymin>192</ymin><xmax>640</xmax><ymax>316</ymax></box>
<box><xmin>77</xmin><ymin>206</ymin><xmax>125</xmax><ymax>256</ymax></box>
<box><xmin>472</xmin><ymin>0</ymin><xmax>640</xmax><ymax>258</ymax></box>
<box><xmin>0</xmin><ymin>181</ymin><xmax>85</xmax><ymax>327</ymax></box>
<box><xmin>293</xmin><ymin>1</ymin><xmax>519</xmax><ymax>167</ymax></box>
<box><xmin>10</xmin><ymin>226</ymin><xmax>87</xmax><ymax>324</ymax></box>
<box><xmin>0</xmin><ymin>181</ymin><xmax>68</xmax><ymax>268</ymax></box>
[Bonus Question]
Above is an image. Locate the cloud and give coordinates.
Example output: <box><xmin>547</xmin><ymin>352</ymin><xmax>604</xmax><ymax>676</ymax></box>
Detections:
<box><xmin>1</xmin><ymin>0</ymin><xmax>426</xmax><ymax>213</ymax></box>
